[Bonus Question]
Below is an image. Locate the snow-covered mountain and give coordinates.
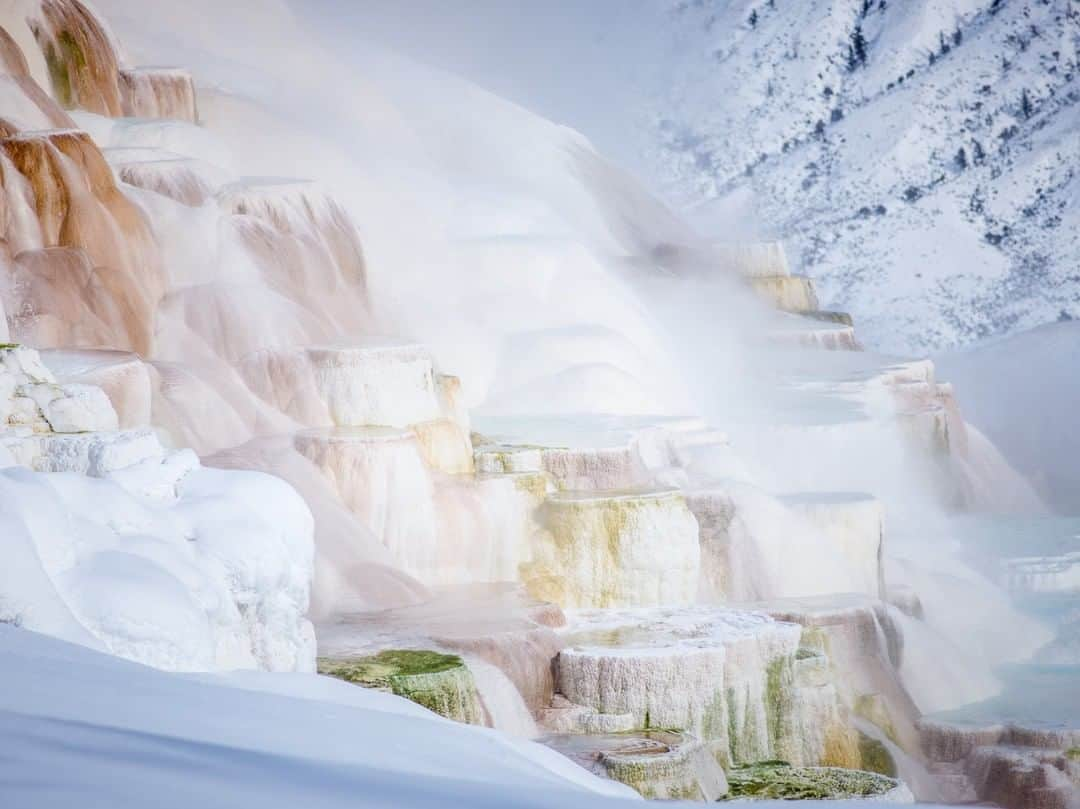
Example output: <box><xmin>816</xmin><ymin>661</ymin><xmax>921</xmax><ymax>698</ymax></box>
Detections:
<box><xmin>648</xmin><ymin>0</ymin><xmax>1080</xmax><ymax>354</ymax></box>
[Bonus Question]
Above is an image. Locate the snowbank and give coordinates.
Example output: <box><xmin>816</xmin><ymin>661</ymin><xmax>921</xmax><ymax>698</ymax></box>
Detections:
<box><xmin>0</xmin><ymin>624</ymin><xmax>641</xmax><ymax>808</ymax></box>
<box><xmin>0</xmin><ymin>458</ymin><xmax>315</xmax><ymax>671</ymax></box>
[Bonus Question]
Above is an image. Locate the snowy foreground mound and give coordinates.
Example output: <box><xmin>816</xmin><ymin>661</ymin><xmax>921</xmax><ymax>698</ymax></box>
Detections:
<box><xmin>0</xmin><ymin>625</ymin><xmax>635</xmax><ymax>807</ymax></box>
<box><xmin>0</xmin><ymin>346</ymin><xmax>315</xmax><ymax>672</ymax></box>
<box><xmin>0</xmin><ymin>625</ymin><xmax>951</xmax><ymax>808</ymax></box>
<box><xmin>0</xmin><ymin>464</ymin><xmax>315</xmax><ymax>671</ymax></box>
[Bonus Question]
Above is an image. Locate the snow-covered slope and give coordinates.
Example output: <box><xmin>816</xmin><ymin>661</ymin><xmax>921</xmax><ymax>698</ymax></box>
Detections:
<box><xmin>0</xmin><ymin>625</ymin><xmax>639</xmax><ymax>808</ymax></box>
<box><xmin>651</xmin><ymin>0</ymin><xmax>1080</xmax><ymax>354</ymax></box>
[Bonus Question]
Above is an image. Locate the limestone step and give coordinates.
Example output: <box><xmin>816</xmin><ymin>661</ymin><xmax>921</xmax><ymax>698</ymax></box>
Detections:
<box><xmin>118</xmin><ymin>67</ymin><xmax>198</xmax><ymax>123</ymax></box>
<box><xmin>750</xmin><ymin>274</ymin><xmax>820</xmax><ymax>313</ymax></box>
<box><xmin>742</xmin><ymin>594</ymin><xmax>922</xmax><ymax>756</ymax></box>
<box><xmin>725</xmin><ymin>761</ymin><xmax>913</xmax><ymax>802</ymax></box>
<box><xmin>78</xmin><ymin>114</ymin><xmax>233</xmax><ymax>169</ymax></box>
<box><xmin>537</xmin><ymin>695</ymin><xmax>636</xmax><ymax>734</ymax></box>
<box><xmin>541</xmin><ymin>730</ymin><xmax>728</xmax><ymax>800</ymax></box>
<box><xmin>472</xmin><ymin>413</ymin><xmax>709</xmax><ymax>491</ymax></box>
<box><xmin>105</xmin><ymin>146</ymin><xmax>218</xmax><ymax>206</ymax></box>
<box><xmin>316</xmin><ymin>584</ymin><xmax>564</xmax><ymax>713</ymax></box>
<box><xmin>713</xmin><ymin>241</ymin><xmax>791</xmax><ymax>278</ymax></box>
<box><xmin>554</xmin><ymin>605</ymin><xmax>842</xmax><ymax>769</ymax></box>
<box><xmin>687</xmin><ymin>484</ymin><xmax>885</xmax><ymax>603</ymax></box>
<box><xmin>294</xmin><ymin>426</ymin><xmax>439</xmax><ymax>575</ymax></box>
<box><xmin>40</xmin><ymin>348</ymin><xmax>152</xmax><ymax>429</ymax></box>
<box><xmin>805</xmin><ymin>310</ymin><xmax>855</xmax><ymax>327</ymax></box>
<box><xmin>524</xmin><ymin>486</ymin><xmax>700</xmax><ymax>609</ymax></box>
<box><xmin>766</xmin><ymin>317</ymin><xmax>860</xmax><ymax>351</ymax></box>
<box><xmin>305</xmin><ymin>339</ymin><xmax>444</xmax><ymax>428</ymax></box>
<box><xmin>318</xmin><ymin>649</ymin><xmax>485</xmax><ymax>726</ymax></box>
<box><xmin>926</xmin><ymin>762</ymin><xmax>978</xmax><ymax>803</ymax></box>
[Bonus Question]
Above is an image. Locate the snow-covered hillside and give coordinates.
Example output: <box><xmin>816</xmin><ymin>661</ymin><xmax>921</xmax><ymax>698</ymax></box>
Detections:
<box><xmin>651</xmin><ymin>0</ymin><xmax>1080</xmax><ymax>354</ymax></box>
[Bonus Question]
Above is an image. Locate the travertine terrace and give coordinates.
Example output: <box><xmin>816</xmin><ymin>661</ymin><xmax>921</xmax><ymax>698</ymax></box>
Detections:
<box><xmin>0</xmin><ymin>2</ymin><xmax>1071</xmax><ymax>806</ymax></box>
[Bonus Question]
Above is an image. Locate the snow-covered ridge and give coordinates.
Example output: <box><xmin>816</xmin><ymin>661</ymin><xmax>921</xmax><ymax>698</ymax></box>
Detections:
<box><xmin>652</xmin><ymin>0</ymin><xmax>1080</xmax><ymax>355</ymax></box>
<box><xmin>0</xmin><ymin>344</ymin><xmax>316</xmax><ymax>672</ymax></box>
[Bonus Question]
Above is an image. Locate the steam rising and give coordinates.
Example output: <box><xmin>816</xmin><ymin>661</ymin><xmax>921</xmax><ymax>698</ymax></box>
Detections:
<box><xmin>0</xmin><ymin>2</ymin><xmax>1068</xmax><ymax>802</ymax></box>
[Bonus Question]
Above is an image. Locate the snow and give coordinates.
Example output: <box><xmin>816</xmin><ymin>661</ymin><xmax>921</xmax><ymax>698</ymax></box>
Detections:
<box><xmin>0</xmin><ymin>625</ymin><xmax>642</xmax><ymax>808</ymax></box>
<box><xmin>0</xmin><ymin>461</ymin><xmax>315</xmax><ymax>672</ymax></box>
<box><xmin>335</xmin><ymin>1</ymin><xmax>1080</xmax><ymax>356</ymax></box>
<box><xmin>0</xmin><ymin>0</ymin><xmax>1071</xmax><ymax>804</ymax></box>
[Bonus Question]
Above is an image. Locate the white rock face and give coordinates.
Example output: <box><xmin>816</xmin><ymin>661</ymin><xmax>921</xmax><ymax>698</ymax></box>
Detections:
<box><xmin>752</xmin><ymin>595</ymin><xmax>922</xmax><ymax>756</ymax></box>
<box><xmin>41</xmin><ymin>349</ymin><xmax>154</xmax><ymax>429</ymax></box>
<box><xmin>555</xmin><ymin>607</ymin><xmax>822</xmax><ymax>767</ymax></box>
<box><xmin>35</xmin><ymin>428</ymin><xmax>163</xmax><ymax>476</ymax></box>
<box><xmin>29</xmin><ymin>383</ymin><xmax>119</xmax><ymax>433</ymax></box>
<box><xmin>307</xmin><ymin>340</ymin><xmax>443</xmax><ymax>428</ymax></box>
<box><xmin>0</xmin><ymin>463</ymin><xmax>315</xmax><ymax>672</ymax></box>
<box><xmin>1</xmin><ymin>346</ymin><xmax>119</xmax><ymax>434</ymax></box>
<box><xmin>524</xmin><ymin>487</ymin><xmax>700</xmax><ymax>609</ymax></box>
<box><xmin>295</xmin><ymin>427</ymin><xmax>545</xmax><ymax>589</ymax></box>
<box><xmin>295</xmin><ymin>426</ymin><xmax>439</xmax><ymax>577</ymax></box>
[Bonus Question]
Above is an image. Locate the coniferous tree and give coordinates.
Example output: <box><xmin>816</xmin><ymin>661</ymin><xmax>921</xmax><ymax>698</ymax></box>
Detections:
<box><xmin>847</xmin><ymin>25</ymin><xmax>868</xmax><ymax>71</ymax></box>
<box><xmin>854</xmin><ymin>26</ymin><xmax>868</xmax><ymax>64</ymax></box>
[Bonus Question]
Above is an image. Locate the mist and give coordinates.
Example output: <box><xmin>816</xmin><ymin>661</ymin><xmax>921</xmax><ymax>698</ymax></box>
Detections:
<box><xmin>0</xmin><ymin>1</ymin><xmax>1076</xmax><ymax>807</ymax></box>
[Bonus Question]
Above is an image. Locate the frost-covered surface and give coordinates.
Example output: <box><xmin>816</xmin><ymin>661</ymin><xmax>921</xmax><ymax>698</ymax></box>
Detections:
<box><xmin>0</xmin><ymin>625</ymin><xmax>644</xmax><ymax>808</ymax></box>
<box><xmin>0</xmin><ymin>341</ymin><xmax>316</xmax><ymax>673</ymax></box>
<box><xmin>0</xmin><ymin>461</ymin><xmax>315</xmax><ymax>672</ymax></box>
<box><xmin>556</xmin><ymin>607</ymin><xmax>817</xmax><ymax>766</ymax></box>
<box><xmin>651</xmin><ymin>0</ymin><xmax>1080</xmax><ymax>355</ymax></box>
<box><xmin>542</xmin><ymin>730</ymin><xmax>729</xmax><ymax>801</ymax></box>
